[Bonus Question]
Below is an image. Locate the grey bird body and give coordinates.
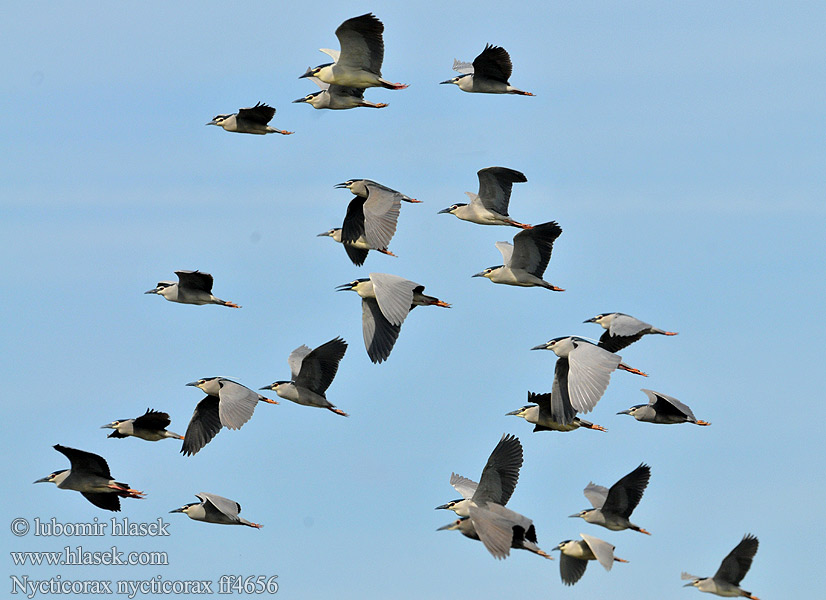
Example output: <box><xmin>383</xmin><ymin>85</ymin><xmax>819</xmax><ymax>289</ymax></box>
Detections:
<box><xmin>337</xmin><ymin>272</ymin><xmax>450</xmax><ymax>363</ymax></box>
<box><xmin>337</xmin><ymin>179</ymin><xmax>419</xmax><ymax>203</ymax></box>
<box><xmin>102</xmin><ymin>409</ymin><xmax>183</xmax><ymax>441</ymax></box>
<box><xmin>35</xmin><ymin>445</ymin><xmax>145</xmax><ymax>511</ymax></box>
<box><xmin>439</xmin><ymin>167</ymin><xmax>530</xmax><ymax>228</ymax></box>
<box><xmin>170</xmin><ymin>492</ymin><xmax>261</xmax><ymax>528</ymax></box>
<box><xmin>145</xmin><ymin>270</ymin><xmax>240</xmax><ymax>308</ymax></box>
<box><xmin>553</xmin><ymin>533</ymin><xmax>628</xmax><ymax>585</ymax></box>
<box><xmin>300</xmin><ymin>13</ymin><xmax>407</xmax><ymax>90</ymax></box>
<box><xmin>181</xmin><ymin>378</ymin><xmax>278</xmax><ymax>456</ymax></box>
<box><xmin>440</xmin><ymin>45</ymin><xmax>534</xmax><ymax>95</ymax></box>
<box><xmin>206</xmin><ymin>102</ymin><xmax>293</xmax><ymax>135</ymax></box>
<box><xmin>682</xmin><ymin>534</ymin><xmax>760</xmax><ymax>599</ymax></box>
<box><xmin>570</xmin><ymin>463</ymin><xmax>651</xmax><ymax>534</ymax></box>
<box><xmin>293</xmin><ymin>77</ymin><xmax>388</xmax><ymax>109</ymax></box>
<box><xmin>507</xmin><ymin>392</ymin><xmax>606</xmax><ymax>433</ymax></box>
<box><xmin>473</xmin><ymin>221</ymin><xmax>564</xmax><ymax>290</ymax></box>
<box><xmin>260</xmin><ymin>337</ymin><xmax>348</xmax><ymax>416</ymax></box>
<box><xmin>531</xmin><ymin>336</ymin><xmax>646</xmax><ymax>425</ymax></box>
<box><xmin>585</xmin><ymin>312</ymin><xmax>678</xmax><ymax>353</ymax></box>
<box><xmin>619</xmin><ymin>389</ymin><xmax>710</xmax><ymax>425</ymax></box>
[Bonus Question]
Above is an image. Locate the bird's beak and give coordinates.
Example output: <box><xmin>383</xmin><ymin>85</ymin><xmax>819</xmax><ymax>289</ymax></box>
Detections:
<box><xmin>530</xmin><ymin>343</ymin><xmax>548</xmax><ymax>350</ymax></box>
<box><xmin>471</xmin><ymin>271</ymin><xmax>486</xmax><ymax>278</ymax></box>
<box><xmin>436</xmin><ymin>523</ymin><xmax>453</xmax><ymax>531</ymax></box>
<box><xmin>333</xmin><ymin>182</ymin><xmax>349</xmax><ymax>189</ymax></box>
<box><xmin>437</xmin><ymin>207</ymin><xmax>453</xmax><ymax>214</ymax></box>
<box><xmin>551</xmin><ymin>544</ymin><xmax>561</xmax><ymax>552</ymax></box>
<box><xmin>205</xmin><ymin>121</ymin><xmax>218</xmax><ymax>126</ymax></box>
<box><xmin>317</xmin><ymin>231</ymin><xmax>331</xmax><ymax>237</ymax></box>
<box><xmin>568</xmin><ymin>513</ymin><xmax>580</xmax><ymax>518</ymax></box>
<box><xmin>100</xmin><ymin>423</ymin><xmax>115</xmax><ymax>429</ymax></box>
<box><xmin>439</xmin><ymin>79</ymin><xmax>454</xmax><ymax>85</ymax></box>
<box><xmin>683</xmin><ymin>583</ymin><xmax>696</xmax><ymax>588</ymax></box>
<box><xmin>185</xmin><ymin>381</ymin><xmax>199</xmax><ymax>387</ymax></box>
<box><xmin>335</xmin><ymin>283</ymin><xmax>353</xmax><ymax>291</ymax></box>
<box><xmin>292</xmin><ymin>97</ymin><xmax>307</xmax><ymax>104</ymax></box>
<box><xmin>299</xmin><ymin>67</ymin><xmax>314</xmax><ymax>79</ymax></box>
<box><xmin>583</xmin><ymin>317</ymin><xmax>597</xmax><ymax>323</ymax></box>
<box><xmin>259</xmin><ymin>385</ymin><xmax>274</xmax><ymax>391</ymax></box>
<box><xmin>33</xmin><ymin>477</ymin><xmax>51</xmax><ymax>484</ymax></box>
<box><xmin>616</xmin><ymin>409</ymin><xmax>631</xmax><ymax>415</ymax></box>
<box><xmin>144</xmin><ymin>288</ymin><xmax>159</xmax><ymax>294</ymax></box>
<box><xmin>169</xmin><ymin>507</ymin><xmax>185</xmax><ymax>514</ymax></box>
<box><xmin>434</xmin><ymin>503</ymin><xmax>451</xmax><ymax>510</ymax></box>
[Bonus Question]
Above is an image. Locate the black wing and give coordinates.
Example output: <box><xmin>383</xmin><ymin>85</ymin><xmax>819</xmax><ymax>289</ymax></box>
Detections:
<box><xmin>715</xmin><ymin>534</ymin><xmax>758</xmax><ymax>585</ymax></box>
<box><xmin>602</xmin><ymin>463</ymin><xmax>651</xmax><ymax>518</ymax></box>
<box><xmin>559</xmin><ymin>553</ymin><xmax>588</xmax><ymax>586</ymax></box>
<box><xmin>81</xmin><ymin>492</ymin><xmax>121</xmax><ymax>512</ymax></box>
<box><xmin>598</xmin><ymin>330</ymin><xmax>645</xmax><ymax>353</ymax></box>
<box><xmin>362</xmin><ymin>297</ymin><xmax>400</xmax><ymax>364</ymax></box>
<box><xmin>551</xmin><ymin>357</ymin><xmax>577</xmax><ymax>425</ymax></box>
<box><xmin>473</xmin><ymin>44</ymin><xmax>512</xmax><ymax>83</ymax></box>
<box><xmin>54</xmin><ymin>445</ymin><xmax>111</xmax><ymax>478</ymax></box>
<box><xmin>181</xmin><ymin>396</ymin><xmax>222</xmax><ymax>456</ymax></box>
<box><xmin>237</xmin><ymin>102</ymin><xmax>275</xmax><ymax>125</ymax></box>
<box><xmin>132</xmin><ymin>409</ymin><xmax>171</xmax><ymax>431</ymax></box>
<box><xmin>343</xmin><ymin>244</ymin><xmax>369</xmax><ymax>266</ymax></box>
<box><xmin>341</xmin><ymin>197</ymin><xmax>367</xmax><ymax>243</ymax></box>
<box><xmin>651</xmin><ymin>393</ymin><xmax>690</xmax><ymax>419</ymax></box>
<box><xmin>175</xmin><ymin>270</ymin><xmax>214</xmax><ymax>293</ymax></box>
<box><xmin>296</xmin><ymin>337</ymin><xmax>348</xmax><ymax>395</ymax></box>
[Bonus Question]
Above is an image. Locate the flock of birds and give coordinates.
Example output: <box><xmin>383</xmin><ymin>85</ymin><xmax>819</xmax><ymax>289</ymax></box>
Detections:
<box><xmin>33</xmin><ymin>11</ymin><xmax>761</xmax><ymax>598</ymax></box>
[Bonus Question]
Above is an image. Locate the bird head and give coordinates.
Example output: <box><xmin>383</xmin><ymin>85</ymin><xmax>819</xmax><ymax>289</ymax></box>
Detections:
<box><xmin>317</xmin><ymin>228</ymin><xmax>340</xmax><ymax>238</ymax></box>
<box><xmin>206</xmin><ymin>115</ymin><xmax>230</xmax><ymax>127</ymax></box>
<box><xmin>100</xmin><ymin>420</ymin><xmax>122</xmax><ymax>430</ymax></box>
<box><xmin>437</xmin><ymin>203</ymin><xmax>466</xmax><ymax>215</ymax></box>
<box><xmin>584</xmin><ymin>313</ymin><xmax>614</xmax><ymax>328</ymax></box>
<box><xmin>293</xmin><ymin>91</ymin><xmax>323</xmax><ymax>106</ymax></box>
<box><xmin>505</xmin><ymin>406</ymin><xmax>532</xmax><ymax>419</ymax></box>
<box><xmin>569</xmin><ymin>509</ymin><xmax>594</xmax><ymax>519</ymax></box>
<box><xmin>436</xmin><ymin>518</ymin><xmax>464</xmax><ymax>531</ymax></box>
<box><xmin>34</xmin><ymin>470</ymin><xmax>67</xmax><ymax>485</ymax></box>
<box><xmin>439</xmin><ymin>76</ymin><xmax>462</xmax><ymax>86</ymax></box>
<box><xmin>617</xmin><ymin>405</ymin><xmax>645</xmax><ymax>417</ymax></box>
<box><xmin>530</xmin><ymin>336</ymin><xmax>572</xmax><ymax>355</ymax></box>
<box><xmin>300</xmin><ymin>64</ymin><xmax>329</xmax><ymax>79</ymax></box>
<box><xmin>551</xmin><ymin>540</ymin><xmax>573</xmax><ymax>553</ymax></box>
<box><xmin>144</xmin><ymin>281</ymin><xmax>174</xmax><ymax>296</ymax></box>
<box><xmin>434</xmin><ymin>499</ymin><xmax>464</xmax><ymax>512</ymax></box>
<box><xmin>335</xmin><ymin>279</ymin><xmax>369</xmax><ymax>293</ymax></box>
<box><xmin>334</xmin><ymin>180</ymin><xmax>357</xmax><ymax>190</ymax></box>
<box><xmin>472</xmin><ymin>266</ymin><xmax>499</xmax><ymax>280</ymax></box>
<box><xmin>169</xmin><ymin>503</ymin><xmax>197</xmax><ymax>515</ymax></box>
<box><xmin>259</xmin><ymin>381</ymin><xmax>288</xmax><ymax>392</ymax></box>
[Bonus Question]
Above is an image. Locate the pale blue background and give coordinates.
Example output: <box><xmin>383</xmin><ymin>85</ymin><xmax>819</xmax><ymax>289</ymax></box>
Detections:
<box><xmin>2</xmin><ymin>1</ymin><xmax>824</xmax><ymax>598</ymax></box>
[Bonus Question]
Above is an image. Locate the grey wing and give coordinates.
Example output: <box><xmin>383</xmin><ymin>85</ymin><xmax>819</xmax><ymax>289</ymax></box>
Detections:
<box><xmin>472</xmin><ymin>44</ymin><xmax>512</xmax><ymax>83</ymax></box>
<box><xmin>509</xmin><ymin>221</ymin><xmax>562</xmax><ymax>277</ymax></box>
<box><xmin>329</xmin><ymin>84</ymin><xmax>365</xmax><ymax>101</ymax></box>
<box><xmin>294</xmin><ymin>337</ymin><xmax>347</xmax><ymax>394</ymax></box>
<box><xmin>603</xmin><ymin>464</ymin><xmax>650</xmax><ymax>518</ymax></box>
<box><xmin>335</xmin><ymin>13</ymin><xmax>384</xmax><ymax>75</ymax></box>
<box><xmin>54</xmin><ymin>445</ymin><xmax>111</xmax><ymax>478</ymax></box>
<box><xmin>610</xmin><ymin>314</ymin><xmax>651</xmax><ymax>337</ymax></box>
<box><xmin>714</xmin><ymin>534</ymin><xmax>758</xmax><ymax>585</ymax></box>
<box><xmin>581</xmin><ymin>533</ymin><xmax>616</xmax><ymax>571</ymax></box>
<box><xmin>583</xmin><ymin>483</ymin><xmax>609</xmax><ymax>509</ymax></box>
<box><xmin>551</xmin><ymin>358</ymin><xmax>577</xmax><ymax>425</ymax></box>
<box><xmin>217</xmin><ymin>380</ymin><xmax>259</xmax><ymax>430</ymax></box>
<box><xmin>452</xmin><ymin>58</ymin><xmax>474</xmax><ymax>74</ymax></box>
<box><xmin>566</xmin><ymin>342</ymin><xmax>621</xmax><ymax>414</ymax></box>
<box><xmin>361</xmin><ymin>297</ymin><xmax>401</xmax><ymax>363</ymax></box>
<box><xmin>642</xmin><ymin>389</ymin><xmax>696</xmax><ymax>421</ymax></box>
<box><xmin>197</xmin><ymin>492</ymin><xmax>242</xmax><ymax>519</ymax></box>
<box><xmin>287</xmin><ymin>345</ymin><xmax>313</xmax><ymax>380</ymax></box>
<box><xmin>175</xmin><ymin>270</ymin><xmax>213</xmax><ymax>293</ymax></box>
<box><xmin>449</xmin><ymin>473</ymin><xmax>478</xmax><ymax>500</ymax></box>
<box><xmin>494</xmin><ymin>241</ymin><xmax>514</xmax><ymax>266</ymax></box>
<box><xmin>472</xmin><ymin>434</ymin><xmax>522</xmax><ymax>506</ymax></box>
<box><xmin>362</xmin><ymin>185</ymin><xmax>401</xmax><ymax>249</ymax></box>
<box><xmin>469</xmin><ymin>504</ymin><xmax>530</xmax><ymax>559</ymax></box>
<box><xmin>132</xmin><ymin>409</ymin><xmax>171</xmax><ymax>430</ymax></box>
<box><xmin>236</xmin><ymin>102</ymin><xmax>275</xmax><ymax>125</ymax></box>
<box><xmin>309</xmin><ymin>75</ymin><xmax>331</xmax><ymax>90</ymax></box>
<box><xmin>560</xmin><ymin>552</ymin><xmax>589</xmax><ymax>585</ymax></box>
<box><xmin>476</xmin><ymin>167</ymin><xmax>527</xmax><ymax>214</ymax></box>
<box><xmin>181</xmin><ymin>396</ymin><xmax>221</xmax><ymax>456</ymax></box>
<box><xmin>369</xmin><ymin>272</ymin><xmax>415</xmax><ymax>326</ymax></box>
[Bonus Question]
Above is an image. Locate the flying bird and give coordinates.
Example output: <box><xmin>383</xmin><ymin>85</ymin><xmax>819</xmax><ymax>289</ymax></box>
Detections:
<box><xmin>300</xmin><ymin>13</ymin><xmax>407</xmax><ymax>90</ymax></box>
<box><xmin>438</xmin><ymin>166</ymin><xmax>531</xmax><ymax>228</ymax></box>
<box><xmin>293</xmin><ymin>77</ymin><xmax>388</xmax><ymax>110</ymax></box>
<box><xmin>260</xmin><ymin>337</ymin><xmax>349</xmax><ymax>416</ymax></box>
<box><xmin>181</xmin><ymin>378</ymin><xmax>278</xmax><ymax>456</ymax></box>
<box><xmin>206</xmin><ymin>102</ymin><xmax>293</xmax><ymax>135</ymax></box>
<box><xmin>618</xmin><ymin>389</ymin><xmax>710</xmax><ymax>426</ymax></box>
<box><xmin>437</xmin><ymin>511</ymin><xmax>552</xmax><ymax>560</ymax></box>
<box><xmin>682</xmin><ymin>534</ymin><xmax>760</xmax><ymax>599</ymax></box>
<box><xmin>34</xmin><ymin>445</ymin><xmax>145</xmax><ymax>511</ymax></box>
<box><xmin>101</xmin><ymin>409</ymin><xmax>183</xmax><ymax>441</ymax></box>
<box><xmin>585</xmin><ymin>312</ymin><xmax>678</xmax><ymax>353</ymax></box>
<box><xmin>473</xmin><ymin>221</ymin><xmax>564</xmax><ymax>291</ymax></box>
<box><xmin>336</xmin><ymin>272</ymin><xmax>449</xmax><ymax>363</ymax></box>
<box><xmin>145</xmin><ymin>270</ymin><xmax>240</xmax><ymax>308</ymax></box>
<box><xmin>552</xmin><ymin>533</ymin><xmax>628</xmax><ymax>586</ymax></box>
<box><xmin>170</xmin><ymin>492</ymin><xmax>262</xmax><ymax>528</ymax></box>
<box><xmin>440</xmin><ymin>44</ymin><xmax>534</xmax><ymax>95</ymax></box>
<box><xmin>506</xmin><ymin>391</ymin><xmax>606</xmax><ymax>433</ymax></box>
<box><xmin>570</xmin><ymin>463</ymin><xmax>651</xmax><ymax>534</ymax></box>
<box><xmin>531</xmin><ymin>336</ymin><xmax>647</xmax><ymax>425</ymax></box>
<box><xmin>336</xmin><ymin>179</ymin><xmax>419</xmax><ymax>203</ymax></box>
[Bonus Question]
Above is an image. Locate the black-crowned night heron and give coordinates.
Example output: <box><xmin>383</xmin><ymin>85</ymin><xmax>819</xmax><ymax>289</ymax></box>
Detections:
<box><xmin>437</xmin><ymin>510</ymin><xmax>552</xmax><ymax>560</ymax></box>
<box><xmin>552</xmin><ymin>533</ymin><xmax>628</xmax><ymax>586</ymax></box>
<box><xmin>336</xmin><ymin>179</ymin><xmax>419</xmax><ymax>203</ymax></box>
<box><xmin>260</xmin><ymin>337</ymin><xmax>348</xmax><ymax>416</ymax></box>
<box><xmin>585</xmin><ymin>312</ymin><xmax>678</xmax><ymax>353</ymax></box>
<box><xmin>293</xmin><ymin>77</ymin><xmax>388</xmax><ymax>109</ymax></box>
<box><xmin>618</xmin><ymin>389</ymin><xmax>710</xmax><ymax>426</ymax></box>
<box><xmin>570</xmin><ymin>463</ymin><xmax>651</xmax><ymax>534</ymax></box>
<box><xmin>102</xmin><ymin>409</ymin><xmax>183</xmax><ymax>441</ymax></box>
<box><xmin>170</xmin><ymin>492</ymin><xmax>262</xmax><ymax>528</ymax></box>
<box><xmin>507</xmin><ymin>391</ymin><xmax>607</xmax><ymax>433</ymax></box>
<box><xmin>440</xmin><ymin>44</ymin><xmax>534</xmax><ymax>95</ymax></box>
<box><xmin>438</xmin><ymin>166</ymin><xmax>530</xmax><ymax>228</ymax></box>
<box><xmin>35</xmin><ymin>445</ymin><xmax>145</xmax><ymax>511</ymax></box>
<box><xmin>299</xmin><ymin>13</ymin><xmax>407</xmax><ymax>90</ymax></box>
<box><xmin>181</xmin><ymin>378</ymin><xmax>278</xmax><ymax>456</ymax></box>
<box><xmin>473</xmin><ymin>221</ymin><xmax>564</xmax><ymax>290</ymax></box>
<box><xmin>320</xmin><ymin>182</ymin><xmax>404</xmax><ymax>266</ymax></box>
<box><xmin>145</xmin><ymin>270</ymin><xmax>240</xmax><ymax>308</ymax></box>
<box><xmin>682</xmin><ymin>534</ymin><xmax>759</xmax><ymax>599</ymax></box>
<box><xmin>531</xmin><ymin>336</ymin><xmax>647</xmax><ymax>425</ymax></box>
<box><xmin>336</xmin><ymin>272</ymin><xmax>450</xmax><ymax>363</ymax></box>
<box><xmin>206</xmin><ymin>102</ymin><xmax>293</xmax><ymax>135</ymax></box>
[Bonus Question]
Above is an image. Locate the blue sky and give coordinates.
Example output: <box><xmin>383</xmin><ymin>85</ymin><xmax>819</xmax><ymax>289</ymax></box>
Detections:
<box><xmin>2</xmin><ymin>1</ymin><xmax>825</xmax><ymax>598</ymax></box>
